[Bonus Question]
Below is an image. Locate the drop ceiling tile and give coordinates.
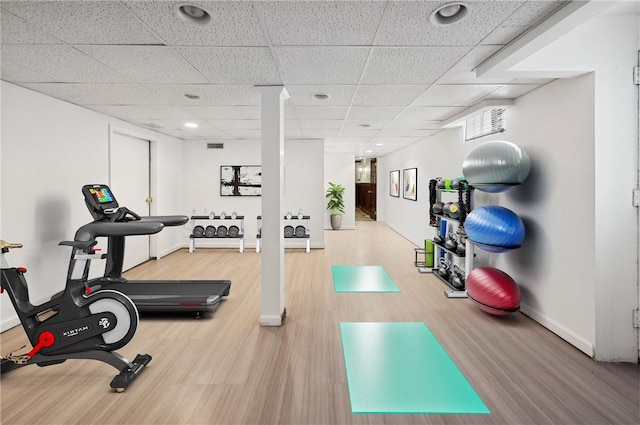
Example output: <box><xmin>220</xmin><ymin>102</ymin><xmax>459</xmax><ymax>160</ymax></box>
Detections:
<box><xmin>302</xmin><ymin>129</ymin><xmax>341</xmax><ymax>138</ymax></box>
<box><xmin>20</xmin><ymin>83</ymin><xmax>163</xmax><ymax>106</ymax></box>
<box><xmin>1</xmin><ymin>45</ymin><xmax>130</xmax><ymax>83</ymax></box>
<box><xmin>141</xmin><ymin>84</ymin><xmax>234</xmax><ymax>105</ymax></box>
<box><xmin>212</xmin><ymin>129</ymin><xmax>260</xmax><ymax>139</ymax></box>
<box><xmin>368</xmin><ymin>136</ymin><xmax>423</xmax><ymax>145</ymax></box>
<box><xmin>346</xmin><ymin>106</ymin><xmax>405</xmax><ymax>121</ymax></box>
<box><xmin>212</xmin><ymin>85</ymin><xmax>263</xmax><ymax>105</ymax></box>
<box><xmin>334</xmin><ymin>137</ymin><xmax>372</xmax><ymax>145</ymax></box>
<box><xmin>294</xmin><ymin>106</ymin><xmax>348</xmax><ymax>120</ymax></box>
<box><xmin>413</xmin><ymin>84</ymin><xmax>503</xmax><ymax>106</ymax></box>
<box><xmin>376</xmin><ymin>1</ymin><xmax>523</xmax><ymax>46</ymax></box>
<box><xmin>362</xmin><ymin>47</ymin><xmax>471</xmax><ymax>85</ymax></box>
<box><xmin>481</xmin><ymin>26</ymin><xmax>528</xmax><ymax>45</ymax></box>
<box><xmin>181</xmin><ymin>106</ymin><xmax>261</xmax><ymax>120</ymax></box>
<box><xmin>275</xmin><ymin>47</ymin><xmax>369</xmax><ymax>84</ymax></box>
<box><xmin>352</xmin><ymin>85</ymin><xmax>426</xmax><ymax>106</ymax></box>
<box><xmin>132</xmin><ymin>119</ymin><xmax>218</xmax><ymax>131</ymax></box>
<box><xmin>0</xmin><ymin>10</ymin><xmax>61</xmax><ymax>44</ymax></box>
<box><xmin>2</xmin><ymin>1</ymin><xmax>163</xmax><ymax>45</ymax></box>
<box><xmin>339</xmin><ymin>128</ymin><xmax>379</xmax><ymax>138</ymax></box>
<box><xmin>89</xmin><ymin>105</ymin><xmax>194</xmax><ymax>120</ymax></box>
<box><xmin>386</xmin><ymin>120</ymin><xmax>442</xmax><ymax>130</ymax></box>
<box><xmin>490</xmin><ymin>84</ymin><xmax>542</xmax><ymax>98</ymax></box>
<box><xmin>287</xmin><ymin>85</ymin><xmax>356</xmax><ymax>106</ymax></box>
<box><xmin>258</xmin><ymin>1</ymin><xmax>385</xmax><ymax>46</ymax></box>
<box><xmin>123</xmin><ymin>1</ymin><xmax>267</xmax><ymax>46</ymax></box>
<box><xmin>503</xmin><ymin>1</ymin><xmax>567</xmax><ymax>26</ymax></box>
<box><xmin>76</xmin><ymin>46</ymin><xmax>207</xmax><ymax>84</ymax></box>
<box><xmin>208</xmin><ymin>120</ymin><xmax>261</xmax><ymax>130</ymax></box>
<box><xmin>435</xmin><ymin>45</ymin><xmax>504</xmax><ymax>84</ymax></box>
<box><xmin>342</xmin><ymin>120</ymin><xmax>390</xmax><ymax>130</ymax></box>
<box><xmin>176</xmin><ymin>47</ymin><xmax>281</xmax><ymax>84</ymax></box>
<box><xmin>397</xmin><ymin>106</ymin><xmax>464</xmax><ymax>121</ymax></box>
<box><xmin>298</xmin><ymin>120</ymin><xmax>344</xmax><ymax>130</ymax></box>
<box><xmin>375</xmin><ymin>129</ymin><xmax>440</xmax><ymax>138</ymax></box>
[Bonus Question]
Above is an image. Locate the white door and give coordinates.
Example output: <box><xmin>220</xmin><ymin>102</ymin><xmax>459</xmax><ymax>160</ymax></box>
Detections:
<box><xmin>110</xmin><ymin>131</ymin><xmax>151</xmax><ymax>272</ymax></box>
<box><xmin>636</xmin><ymin>51</ymin><xmax>640</xmax><ymax>357</ymax></box>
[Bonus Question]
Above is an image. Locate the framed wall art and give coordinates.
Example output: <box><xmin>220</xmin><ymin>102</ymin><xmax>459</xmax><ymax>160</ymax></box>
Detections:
<box><xmin>220</xmin><ymin>165</ymin><xmax>262</xmax><ymax>196</ymax></box>
<box><xmin>389</xmin><ymin>170</ymin><xmax>400</xmax><ymax>197</ymax></box>
<box><xmin>402</xmin><ymin>168</ymin><xmax>417</xmax><ymax>201</ymax></box>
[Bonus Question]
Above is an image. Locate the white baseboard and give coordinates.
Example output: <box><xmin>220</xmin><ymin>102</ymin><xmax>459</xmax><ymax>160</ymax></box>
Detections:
<box><xmin>157</xmin><ymin>243</ymin><xmax>184</xmax><ymax>259</ymax></box>
<box><xmin>384</xmin><ymin>222</ymin><xmax>422</xmax><ymax>247</ymax></box>
<box><xmin>520</xmin><ymin>304</ymin><xmax>595</xmax><ymax>357</ymax></box>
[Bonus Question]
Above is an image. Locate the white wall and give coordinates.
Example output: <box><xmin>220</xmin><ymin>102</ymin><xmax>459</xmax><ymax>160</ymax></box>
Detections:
<box><xmin>378</xmin><ymin>12</ymin><xmax>638</xmax><ymax>361</ymax></box>
<box><xmin>182</xmin><ymin>138</ymin><xmax>325</xmax><ymax>249</ymax></box>
<box><xmin>324</xmin><ymin>152</ymin><xmax>356</xmax><ymax>230</ymax></box>
<box><xmin>0</xmin><ymin>82</ymin><xmax>185</xmax><ymax>330</ymax></box>
<box><xmin>508</xmin><ymin>12</ymin><xmax>638</xmax><ymax>361</ymax></box>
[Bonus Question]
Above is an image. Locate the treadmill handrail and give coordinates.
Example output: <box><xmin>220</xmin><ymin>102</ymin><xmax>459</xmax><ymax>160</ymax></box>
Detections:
<box><xmin>139</xmin><ymin>216</ymin><xmax>188</xmax><ymax>227</ymax></box>
<box><xmin>74</xmin><ymin>221</ymin><xmax>164</xmax><ymax>242</ymax></box>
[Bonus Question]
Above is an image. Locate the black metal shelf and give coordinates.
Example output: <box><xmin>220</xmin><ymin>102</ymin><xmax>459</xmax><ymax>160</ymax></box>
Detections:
<box><xmin>191</xmin><ymin>215</ymin><xmax>244</xmax><ymax>220</ymax></box>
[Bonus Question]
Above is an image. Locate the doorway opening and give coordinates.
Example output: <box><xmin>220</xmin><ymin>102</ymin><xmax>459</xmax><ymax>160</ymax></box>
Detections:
<box><xmin>355</xmin><ymin>158</ymin><xmax>377</xmax><ymax>221</ymax></box>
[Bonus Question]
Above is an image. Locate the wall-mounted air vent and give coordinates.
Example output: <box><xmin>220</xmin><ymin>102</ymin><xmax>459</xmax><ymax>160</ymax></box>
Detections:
<box><xmin>207</xmin><ymin>143</ymin><xmax>224</xmax><ymax>149</ymax></box>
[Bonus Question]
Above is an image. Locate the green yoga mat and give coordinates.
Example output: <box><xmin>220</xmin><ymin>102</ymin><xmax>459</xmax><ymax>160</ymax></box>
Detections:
<box><xmin>332</xmin><ymin>266</ymin><xmax>400</xmax><ymax>293</ymax></box>
<box><xmin>340</xmin><ymin>322</ymin><xmax>490</xmax><ymax>415</ymax></box>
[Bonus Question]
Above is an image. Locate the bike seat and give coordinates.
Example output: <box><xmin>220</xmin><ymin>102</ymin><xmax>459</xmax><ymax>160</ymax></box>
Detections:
<box><xmin>0</xmin><ymin>240</ymin><xmax>23</xmax><ymax>250</ymax></box>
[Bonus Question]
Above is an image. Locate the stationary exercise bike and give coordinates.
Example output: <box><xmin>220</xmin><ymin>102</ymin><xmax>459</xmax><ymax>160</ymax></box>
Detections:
<box><xmin>0</xmin><ymin>221</ymin><xmax>161</xmax><ymax>391</ymax></box>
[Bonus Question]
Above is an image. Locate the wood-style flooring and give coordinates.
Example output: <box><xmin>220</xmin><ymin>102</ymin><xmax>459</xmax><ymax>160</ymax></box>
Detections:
<box><xmin>1</xmin><ymin>221</ymin><xmax>638</xmax><ymax>425</ymax></box>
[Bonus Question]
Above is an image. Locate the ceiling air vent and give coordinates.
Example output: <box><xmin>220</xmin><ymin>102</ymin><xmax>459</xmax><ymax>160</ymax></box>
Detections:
<box><xmin>207</xmin><ymin>143</ymin><xmax>224</xmax><ymax>149</ymax></box>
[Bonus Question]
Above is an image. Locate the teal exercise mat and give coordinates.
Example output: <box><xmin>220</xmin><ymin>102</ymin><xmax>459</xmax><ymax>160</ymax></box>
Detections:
<box><xmin>340</xmin><ymin>322</ymin><xmax>490</xmax><ymax>415</ymax></box>
<box><xmin>331</xmin><ymin>265</ymin><xmax>400</xmax><ymax>293</ymax></box>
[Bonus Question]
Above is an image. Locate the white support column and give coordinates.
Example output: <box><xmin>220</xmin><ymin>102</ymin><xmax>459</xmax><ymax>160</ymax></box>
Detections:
<box><xmin>256</xmin><ymin>85</ymin><xmax>289</xmax><ymax>326</ymax></box>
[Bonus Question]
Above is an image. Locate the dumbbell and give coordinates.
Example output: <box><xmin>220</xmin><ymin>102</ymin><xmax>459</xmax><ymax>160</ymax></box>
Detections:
<box><xmin>205</xmin><ymin>225</ymin><xmax>216</xmax><ymax>238</ymax></box>
<box><xmin>193</xmin><ymin>226</ymin><xmax>205</xmax><ymax>238</ymax></box>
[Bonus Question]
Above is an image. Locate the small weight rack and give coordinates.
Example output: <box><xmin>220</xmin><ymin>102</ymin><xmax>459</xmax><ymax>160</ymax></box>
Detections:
<box><xmin>189</xmin><ymin>214</ymin><xmax>245</xmax><ymax>253</ymax></box>
<box><xmin>256</xmin><ymin>215</ymin><xmax>311</xmax><ymax>253</ymax></box>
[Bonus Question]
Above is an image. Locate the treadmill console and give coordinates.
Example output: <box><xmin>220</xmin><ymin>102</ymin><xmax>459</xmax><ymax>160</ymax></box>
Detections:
<box><xmin>82</xmin><ymin>184</ymin><xmax>119</xmax><ymax>219</ymax></box>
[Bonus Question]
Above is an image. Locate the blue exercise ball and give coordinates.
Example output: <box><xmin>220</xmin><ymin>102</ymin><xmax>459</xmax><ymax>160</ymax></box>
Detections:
<box><xmin>465</xmin><ymin>206</ymin><xmax>525</xmax><ymax>252</ymax></box>
<box><xmin>462</xmin><ymin>141</ymin><xmax>530</xmax><ymax>192</ymax></box>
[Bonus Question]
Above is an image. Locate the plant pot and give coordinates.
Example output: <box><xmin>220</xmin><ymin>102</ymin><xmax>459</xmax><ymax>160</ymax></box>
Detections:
<box><xmin>330</xmin><ymin>214</ymin><xmax>343</xmax><ymax>230</ymax></box>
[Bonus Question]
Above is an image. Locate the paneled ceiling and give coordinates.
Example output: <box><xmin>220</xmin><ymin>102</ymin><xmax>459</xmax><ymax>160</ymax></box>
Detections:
<box><xmin>0</xmin><ymin>1</ymin><xmax>570</xmax><ymax>157</ymax></box>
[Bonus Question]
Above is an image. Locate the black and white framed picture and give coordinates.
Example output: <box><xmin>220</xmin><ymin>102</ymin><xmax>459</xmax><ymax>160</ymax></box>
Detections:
<box><xmin>402</xmin><ymin>168</ymin><xmax>417</xmax><ymax>201</ymax></box>
<box><xmin>390</xmin><ymin>170</ymin><xmax>400</xmax><ymax>197</ymax></box>
<box><xmin>220</xmin><ymin>165</ymin><xmax>262</xmax><ymax>196</ymax></box>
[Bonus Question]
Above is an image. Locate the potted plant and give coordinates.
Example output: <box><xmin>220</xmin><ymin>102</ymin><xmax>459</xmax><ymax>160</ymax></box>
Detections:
<box><xmin>326</xmin><ymin>182</ymin><xmax>345</xmax><ymax>230</ymax></box>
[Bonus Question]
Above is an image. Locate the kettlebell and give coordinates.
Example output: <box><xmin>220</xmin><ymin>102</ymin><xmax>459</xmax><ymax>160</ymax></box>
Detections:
<box><xmin>433</xmin><ymin>234</ymin><xmax>444</xmax><ymax>245</ymax></box>
<box><xmin>436</xmin><ymin>178</ymin><xmax>445</xmax><ymax>189</ymax></box>
<box><xmin>450</xmin><ymin>266</ymin><xmax>465</xmax><ymax>289</ymax></box>
<box><xmin>437</xmin><ymin>258</ymin><xmax>451</xmax><ymax>279</ymax></box>
<box><xmin>456</xmin><ymin>237</ymin><xmax>466</xmax><ymax>255</ymax></box>
<box><xmin>444</xmin><ymin>233</ymin><xmax>458</xmax><ymax>251</ymax></box>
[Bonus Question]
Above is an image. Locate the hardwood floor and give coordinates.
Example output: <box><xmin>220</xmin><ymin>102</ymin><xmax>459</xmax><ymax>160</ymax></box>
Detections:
<box><xmin>1</xmin><ymin>221</ymin><xmax>638</xmax><ymax>424</ymax></box>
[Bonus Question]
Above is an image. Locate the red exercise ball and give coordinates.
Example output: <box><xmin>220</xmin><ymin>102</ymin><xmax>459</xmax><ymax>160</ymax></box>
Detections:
<box><xmin>466</xmin><ymin>267</ymin><xmax>520</xmax><ymax>315</ymax></box>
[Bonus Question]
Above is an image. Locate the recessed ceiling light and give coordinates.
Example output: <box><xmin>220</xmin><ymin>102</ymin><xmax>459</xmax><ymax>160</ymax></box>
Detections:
<box><xmin>375</xmin><ymin>143</ymin><xmax>384</xmax><ymax>146</ymax></box>
<box><xmin>365</xmin><ymin>150</ymin><xmax>373</xmax><ymax>153</ymax></box>
<box><xmin>184</xmin><ymin>93</ymin><xmax>201</xmax><ymax>100</ymax></box>
<box><xmin>312</xmin><ymin>93</ymin><xmax>330</xmax><ymax>100</ymax></box>
<box><xmin>184</xmin><ymin>122</ymin><xmax>199</xmax><ymax>128</ymax></box>
<box><xmin>175</xmin><ymin>4</ymin><xmax>211</xmax><ymax>26</ymax></box>
<box><xmin>430</xmin><ymin>2</ymin><xmax>469</xmax><ymax>26</ymax></box>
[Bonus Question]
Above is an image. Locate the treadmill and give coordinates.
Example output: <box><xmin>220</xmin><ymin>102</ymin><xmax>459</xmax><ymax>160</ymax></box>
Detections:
<box><xmin>78</xmin><ymin>184</ymin><xmax>231</xmax><ymax>315</ymax></box>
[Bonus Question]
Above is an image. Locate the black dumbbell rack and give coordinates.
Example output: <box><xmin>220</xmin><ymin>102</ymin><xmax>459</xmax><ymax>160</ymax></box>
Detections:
<box><xmin>256</xmin><ymin>215</ymin><xmax>311</xmax><ymax>253</ymax></box>
<box><xmin>189</xmin><ymin>214</ymin><xmax>245</xmax><ymax>253</ymax></box>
